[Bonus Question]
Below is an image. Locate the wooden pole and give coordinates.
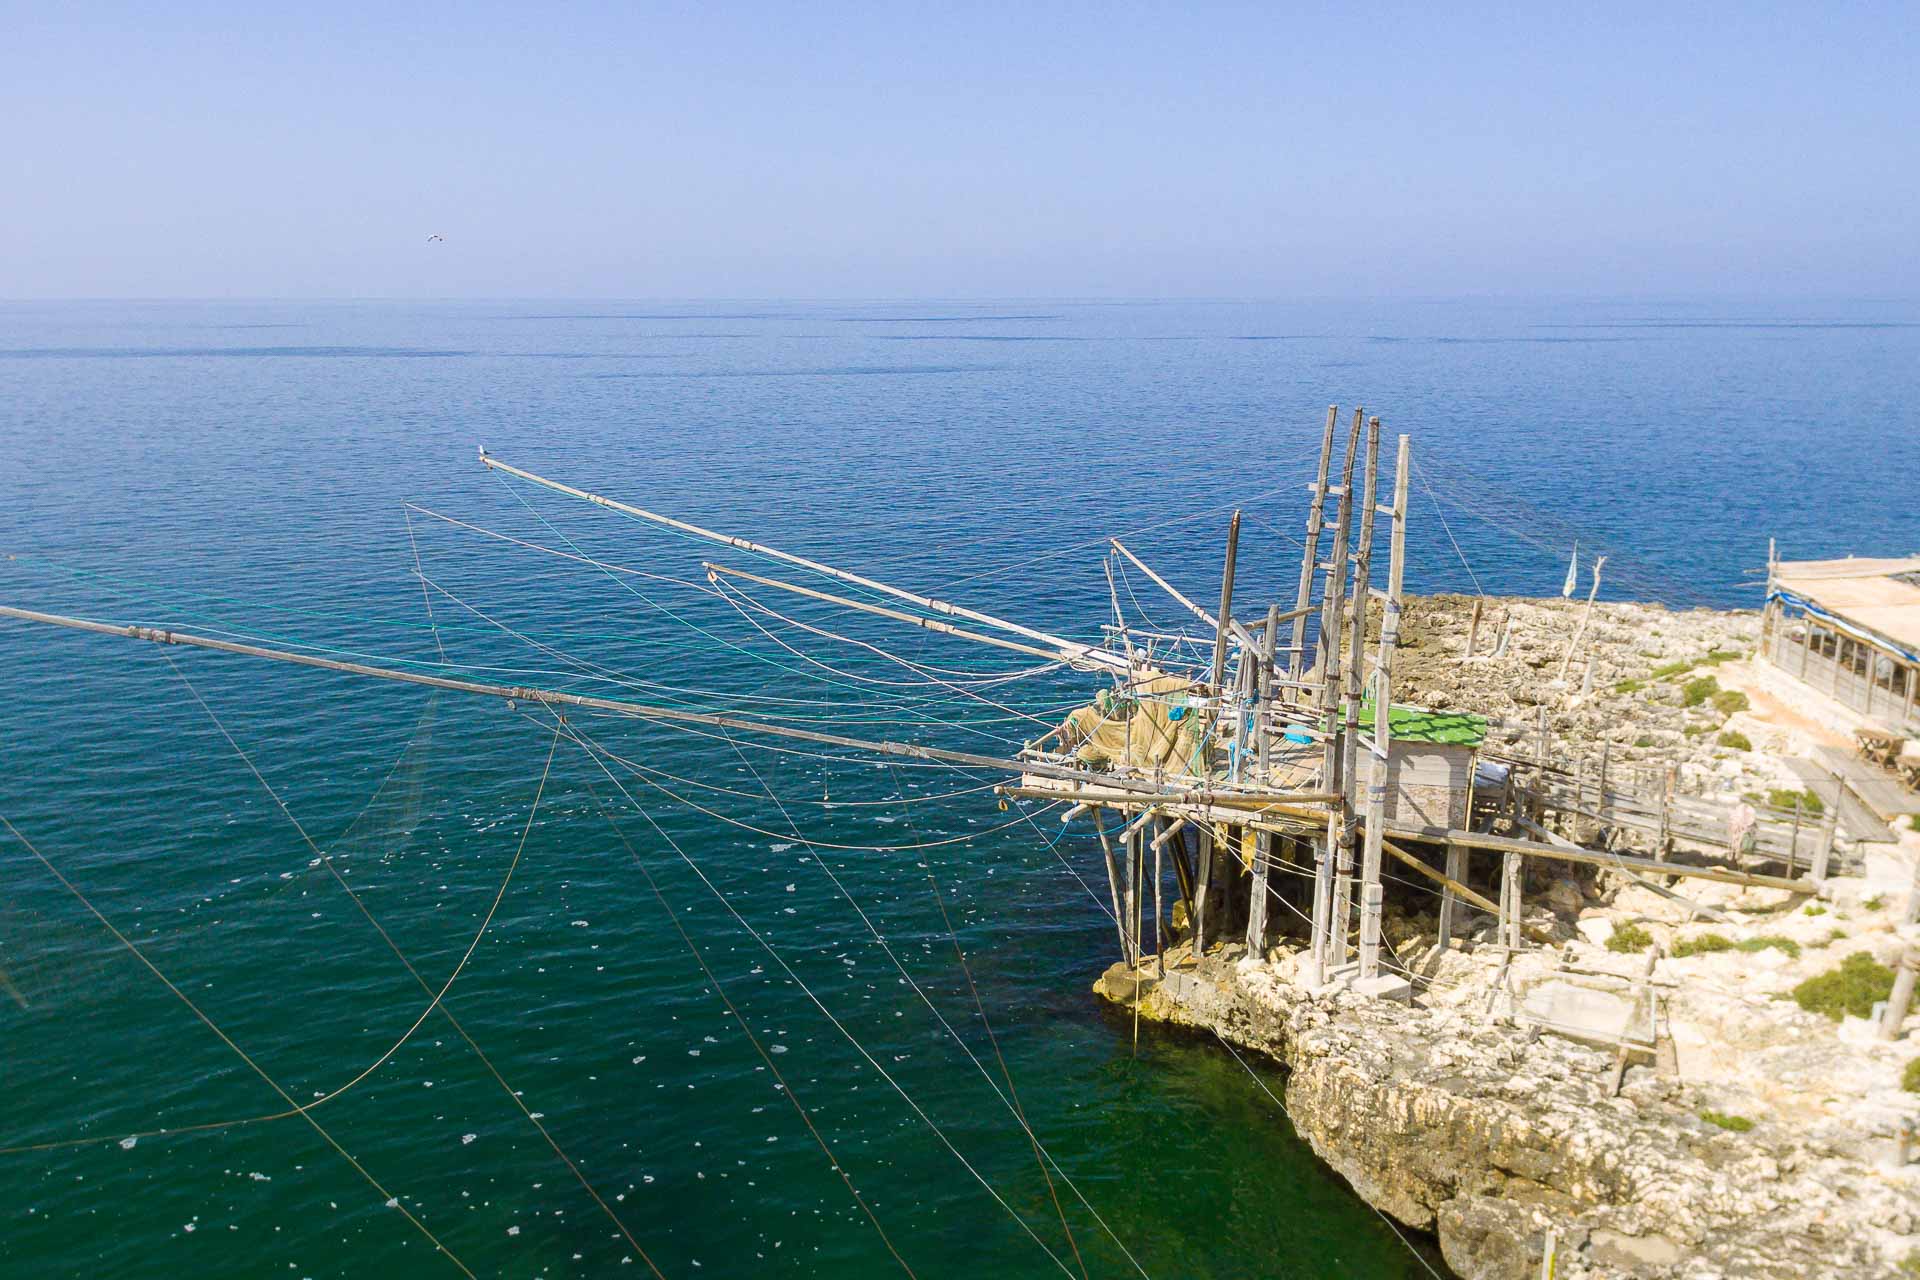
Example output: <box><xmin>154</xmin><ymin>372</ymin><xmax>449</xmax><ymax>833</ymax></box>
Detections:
<box><xmin>1194</xmin><ymin>825</ymin><xmax>1214</xmax><ymax>956</ymax></box>
<box><xmin>1153</xmin><ymin>828</ymin><xmax>1166</xmax><ymax>976</ymax></box>
<box><xmin>1657</xmin><ymin>765</ymin><xmax>1675</xmax><ymax>860</ymax></box>
<box><xmin>1095</xmin><ymin>817</ymin><xmax>1129</xmax><ymax>959</ymax></box>
<box><xmin>0</xmin><ymin>607</ymin><xmax>1181</xmax><ymax>799</ymax></box>
<box><xmin>1464</xmin><ymin>597</ymin><xmax>1483</xmax><ymax>659</ymax></box>
<box><xmin>1556</xmin><ymin>555</ymin><xmax>1607</xmax><ymax>683</ymax></box>
<box><xmin>1437</xmin><ymin>841</ymin><xmax>1469</xmax><ymax>948</ymax></box>
<box><xmin>1122</xmin><ymin>826</ymin><xmax>1141</xmax><ymax>965</ymax></box>
<box><xmin>1312</xmin><ymin>408</ymin><xmax>1365</xmax><ymax>980</ymax></box>
<box><xmin>1333</xmin><ymin>411</ymin><xmax>1377</xmax><ymax>972</ymax></box>
<box><xmin>478</xmin><ymin>452</ymin><xmax>1131</xmax><ymax>672</ymax></box>
<box><xmin>1358</xmin><ymin>428</ymin><xmax>1405</xmax><ymax>982</ymax></box>
<box><xmin>1209</xmin><ymin>510</ymin><xmax>1243</xmax><ymax>694</ymax></box>
<box><xmin>1287</xmin><ymin>406</ymin><xmax>1340</xmax><ymax>686</ymax></box>
<box><xmin>1880</xmin><ymin>943</ymin><xmax>1919</xmax><ymax>1041</ymax></box>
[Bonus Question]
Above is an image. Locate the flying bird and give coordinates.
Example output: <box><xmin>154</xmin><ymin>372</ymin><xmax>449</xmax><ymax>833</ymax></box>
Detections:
<box><xmin>426</xmin><ymin>234</ymin><xmax>445</xmax><ymax>242</ymax></box>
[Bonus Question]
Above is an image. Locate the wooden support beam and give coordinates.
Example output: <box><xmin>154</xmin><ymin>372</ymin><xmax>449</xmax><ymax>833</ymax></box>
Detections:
<box><xmin>995</xmin><ymin>785</ymin><xmax>1339</xmax><ymax>811</ymax></box>
<box><xmin>1386</xmin><ymin>824</ymin><xmax>1808</xmax><ymax>892</ymax></box>
<box><xmin>0</xmin><ymin>607</ymin><xmax>1171</xmax><ymax>798</ymax></box>
<box><xmin>479</xmin><ymin>450</ymin><xmax>1129</xmax><ymax>672</ymax></box>
<box><xmin>1095</xmin><ymin>819</ymin><xmax>1130</xmax><ymax>959</ymax></box>
<box><xmin>1209</xmin><ymin>510</ymin><xmax>1242</xmax><ymax>693</ymax></box>
<box><xmin>1383</xmin><ymin>837</ymin><xmax>1500</xmax><ymax>915</ymax></box>
<box><xmin>705</xmin><ymin>561</ymin><xmax>1073</xmax><ymax>665</ymax></box>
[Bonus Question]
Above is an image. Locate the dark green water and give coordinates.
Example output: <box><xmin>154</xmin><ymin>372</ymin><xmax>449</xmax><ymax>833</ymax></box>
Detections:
<box><xmin>2</xmin><ymin>298</ymin><xmax>1915</xmax><ymax>1277</ymax></box>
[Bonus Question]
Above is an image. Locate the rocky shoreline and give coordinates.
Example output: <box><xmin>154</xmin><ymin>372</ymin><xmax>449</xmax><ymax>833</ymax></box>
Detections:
<box><xmin>1094</xmin><ymin>596</ymin><xmax>1920</xmax><ymax>1279</ymax></box>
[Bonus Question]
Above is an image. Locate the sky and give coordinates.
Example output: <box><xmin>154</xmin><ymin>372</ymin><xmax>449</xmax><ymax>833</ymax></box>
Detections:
<box><xmin>4</xmin><ymin>3</ymin><xmax>1916</xmax><ymax>299</ymax></box>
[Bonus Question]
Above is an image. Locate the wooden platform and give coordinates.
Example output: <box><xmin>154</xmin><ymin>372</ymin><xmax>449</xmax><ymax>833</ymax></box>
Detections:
<box><xmin>1783</xmin><ymin>756</ymin><xmax>1897</xmax><ymax>843</ymax></box>
<box><xmin>1809</xmin><ymin>745</ymin><xmax>1920</xmax><ymax>821</ymax></box>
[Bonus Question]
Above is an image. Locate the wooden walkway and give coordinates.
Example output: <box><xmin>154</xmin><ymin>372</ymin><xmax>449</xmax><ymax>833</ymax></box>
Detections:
<box><xmin>1782</xmin><ymin>755</ymin><xmax>1897</xmax><ymax>843</ymax></box>
<box><xmin>1809</xmin><ymin>745</ymin><xmax>1920</xmax><ymax>821</ymax></box>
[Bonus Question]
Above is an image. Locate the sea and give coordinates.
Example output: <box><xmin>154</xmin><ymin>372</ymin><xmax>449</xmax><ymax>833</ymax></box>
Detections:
<box><xmin>0</xmin><ymin>298</ymin><xmax>1915</xmax><ymax>1279</ymax></box>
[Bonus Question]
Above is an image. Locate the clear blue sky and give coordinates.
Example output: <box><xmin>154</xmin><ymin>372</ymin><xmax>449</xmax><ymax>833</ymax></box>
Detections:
<box><xmin>5</xmin><ymin>3</ymin><xmax>1915</xmax><ymax>298</ymax></box>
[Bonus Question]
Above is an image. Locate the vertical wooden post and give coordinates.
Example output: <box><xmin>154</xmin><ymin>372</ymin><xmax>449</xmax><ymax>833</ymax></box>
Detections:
<box><xmin>1503</xmin><ymin>852</ymin><xmax>1524</xmax><ymax>950</ymax></box>
<box><xmin>1358</xmin><ymin>428</ymin><xmax>1404</xmax><ymax>982</ymax></box>
<box><xmin>1438</xmin><ymin>841</ymin><xmax>1466</xmax><ymax>950</ymax></box>
<box><xmin>1598</xmin><ymin>739</ymin><xmax>1611</xmax><ymax>819</ymax></box>
<box><xmin>1308</xmin><ymin>408</ymin><xmax>1363</xmax><ymax>982</ymax></box>
<box><xmin>1879</xmin><ymin>943</ymin><xmax>1919</xmax><ymax>1041</ymax></box>
<box><xmin>1657</xmin><ymin>765</ymin><xmax>1675</xmax><ymax>859</ymax></box>
<box><xmin>1123</xmin><ymin>823</ymin><xmax>1141</xmax><ymax>965</ymax></box>
<box><xmin>1209</xmin><ymin>510</ymin><xmax>1242</xmax><ymax>695</ymax></box>
<box><xmin>1781</xmin><ymin>794</ymin><xmax>1797</xmax><ymax>875</ymax></box>
<box><xmin>1465</xmin><ymin>597</ymin><xmax>1483</xmax><ymax>659</ymax></box>
<box><xmin>1258</xmin><ymin>601</ymin><xmax>1280</xmax><ymax>774</ymax></box>
<box><xmin>1247</xmin><ymin>829</ymin><xmax>1270</xmax><ymax>958</ymax></box>
<box><xmin>1193</xmin><ymin>824</ymin><xmax>1213</xmax><ymax>957</ymax></box>
<box><xmin>1812</xmin><ymin>806</ymin><xmax>1837</xmax><ymax>882</ymax></box>
<box><xmin>1153</xmin><ymin>829</ymin><xmax>1165</xmax><ymax>976</ymax></box>
<box><xmin>1333</xmin><ymin>409</ymin><xmax>1374</xmax><ymax>972</ymax></box>
<box><xmin>1096</xmin><ymin>816</ymin><xmax>1130</xmax><ymax>960</ymax></box>
<box><xmin>1287</xmin><ymin>406</ymin><xmax>1340</xmax><ymax>687</ymax></box>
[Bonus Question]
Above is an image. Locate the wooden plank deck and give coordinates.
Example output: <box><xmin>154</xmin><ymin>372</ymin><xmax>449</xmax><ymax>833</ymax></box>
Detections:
<box><xmin>1782</xmin><ymin>756</ymin><xmax>1897</xmax><ymax>843</ymax></box>
<box><xmin>1810</xmin><ymin>745</ymin><xmax>1920</xmax><ymax>820</ymax></box>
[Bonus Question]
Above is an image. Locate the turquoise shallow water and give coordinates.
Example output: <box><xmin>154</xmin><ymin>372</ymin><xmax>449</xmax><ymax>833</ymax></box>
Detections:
<box><xmin>0</xmin><ymin>299</ymin><xmax>1916</xmax><ymax>1279</ymax></box>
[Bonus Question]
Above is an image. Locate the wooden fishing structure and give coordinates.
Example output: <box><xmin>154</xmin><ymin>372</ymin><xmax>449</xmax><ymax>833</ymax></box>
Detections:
<box><xmin>0</xmin><ymin>411</ymin><xmax>1832</xmax><ymax>1009</ymax></box>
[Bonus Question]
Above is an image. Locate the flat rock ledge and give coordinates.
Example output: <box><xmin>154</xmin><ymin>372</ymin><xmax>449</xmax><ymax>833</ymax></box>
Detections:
<box><xmin>1096</xmin><ymin>954</ymin><xmax>1920</xmax><ymax>1279</ymax></box>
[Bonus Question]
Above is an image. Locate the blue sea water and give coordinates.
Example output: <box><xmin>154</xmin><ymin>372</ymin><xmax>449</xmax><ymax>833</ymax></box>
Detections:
<box><xmin>0</xmin><ymin>298</ymin><xmax>1915</xmax><ymax>1279</ymax></box>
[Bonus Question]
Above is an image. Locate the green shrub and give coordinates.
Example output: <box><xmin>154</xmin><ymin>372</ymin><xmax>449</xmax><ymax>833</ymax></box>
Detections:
<box><xmin>1682</xmin><ymin>675</ymin><xmax>1720</xmax><ymax>707</ymax></box>
<box><xmin>1607</xmin><ymin>922</ymin><xmax>1654</xmax><ymax>954</ymax></box>
<box><xmin>1864</xmin><ymin>894</ymin><xmax>1885</xmax><ymax>912</ymax></box>
<box><xmin>1823</xmin><ymin>929</ymin><xmax>1848</xmax><ymax>945</ymax></box>
<box><xmin>1901</xmin><ymin>1250</ymin><xmax>1920</xmax><ymax>1276</ymax></box>
<box><xmin>1792</xmin><ymin>952</ymin><xmax>1896</xmax><ymax>1021</ymax></box>
<box><xmin>1672</xmin><ymin>933</ymin><xmax>1799</xmax><ymax>959</ymax></box>
<box><xmin>1711</xmin><ymin>689</ymin><xmax>1750</xmax><ymax>715</ymax></box>
<box><xmin>1718</xmin><ymin>731</ymin><xmax>1752</xmax><ymax>750</ymax></box>
<box><xmin>1700</xmin><ymin>650</ymin><xmax>1743</xmax><ymax>667</ymax></box>
<box><xmin>1904</xmin><ymin>1058</ymin><xmax>1920</xmax><ymax>1093</ymax></box>
<box><xmin>1804</xmin><ymin>902</ymin><xmax>1827</xmax><ymax>916</ymax></box>
<box><xmin>1634</xmin><ymin>735</ymin><xmax>1655</xmax><ymax>748</ymax></box>
<box><xmin>1650</xmin><ymin>659</ymin><xmax>1694</xmax><ymax>679</ymax></box>
<box><xmin>1765</xmin><ymin>788</ymin><xmax>1824</xmax><ymax>815</ymax></box>
<box><xmin>1614</xmin><ymin>678</ymin><xmax>1645</xmax><ymax>693</ymax></box>
<box><xmin>1699</xmin><ymin>1109</ymin><xmax>1754</xmax><ymax>1132</ymax></box>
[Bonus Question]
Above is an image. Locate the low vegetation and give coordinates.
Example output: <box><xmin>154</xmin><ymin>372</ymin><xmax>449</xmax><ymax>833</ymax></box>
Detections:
<box><xmin>1607</xmin><ymin>922</ymin><xmax>1655</xmax><ymax>954</ymax></box>
<box><xmin>1792</xmin><ymin>952</ymin><xmax>1896</xmax><ymax>1021</ymax></box>
<box><xmin>1614</xmin><ymin>678</ymin><xmax>1645</xmax><ymax>693</ymax></box>
<box><xmin>1649</xmin><ymin>659</ymin><xmax>1695</xmax><ymax>679</ymax></box>
<box><xmin>1865</xmin><ymin>894</ymin><xmax>1885</xmax><ymax>912</ymax></box>
<box><xmin>1718</xmin><ymin>730</ymin><xmax>1752</xmax><ymax>750</ymax></box>
<box><xmin>1765</xmin><ymin>787</ymin><xmax>1824</xmax><ymax>815</ymax></box>
<box><xmin>1682</xmin><ymin>675</ymin><xmax>1720</xmax><ymax>707</ymax></box>
<box><xmin>1699</xmin><ymin>1109</ymin><xmax>1754</xmax><ymax>1133</ymax></box>
<box><xmin>1672</xmin><ymin>933</ymin><xmax>1801</xmax><ymax>959</ymax></box>
<box><xmin>1711</xmin><ymin>688</ymin><xmax>1750</xmax><ymax>715</ymax></box>
<box><xmin>1904</xmin><ymin>1058</ymin><xmax>1920</xmax><ymax>1094</ymax></box>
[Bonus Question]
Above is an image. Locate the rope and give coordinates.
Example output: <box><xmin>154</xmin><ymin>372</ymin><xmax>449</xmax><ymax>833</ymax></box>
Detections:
<box><xmin>559</xmin><ymin>720</ymin><xmax>1084</xmax><ymax>1280</ymax></box>
<box><xmin>570</xmin><ymin>757</ymin><xmax>920</xmax><ymax>1279</ymax></box>
<box><xmin>0</xmin><ymin>816</ymin><xmax>477</xmax><ymax>1278</ymax></box>
<box><xmin>160</xmin><ymin>654</ymin><xmax>670</xmax><ymax>1278</ymax></box>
